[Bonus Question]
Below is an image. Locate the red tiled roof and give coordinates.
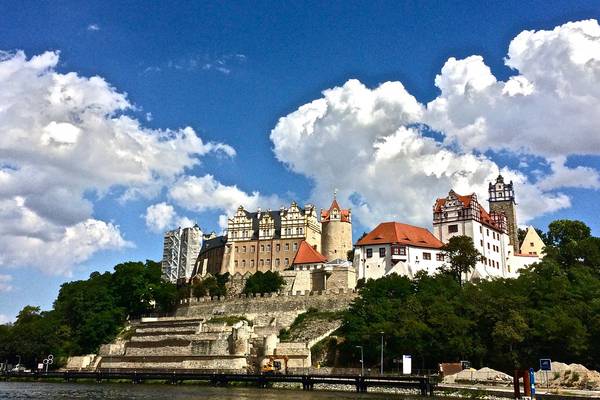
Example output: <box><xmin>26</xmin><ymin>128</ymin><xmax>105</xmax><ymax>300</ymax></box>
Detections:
<box><xmin>433</xmin><ymin>192</ymin><xmax>473</xmax><ymax>212</ymax></box>
<box><xmin>356</xmin><ymin>222</ymin><xmax>443</xmax><ymax>249</ymax></box>
<box><xmin>321</xmin><ymin>199</ymin><xmax>350</xmax><ymax>222</ymax></box>
<box><xmin>292</xmin><ymin>241</ymin><xmax>327</xmax><ymax>264</ymax></box>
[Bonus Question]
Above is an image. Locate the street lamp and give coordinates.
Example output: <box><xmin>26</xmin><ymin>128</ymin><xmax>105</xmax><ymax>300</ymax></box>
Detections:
<box><xmin>355</xmin><ymin>345</ymin><xmax>364</xmax><ymax>376</ymax></box>
<box><xmin>380</xmin><ymin>332</ymin><xmax>384</xmax><ymax>375</ymax></box>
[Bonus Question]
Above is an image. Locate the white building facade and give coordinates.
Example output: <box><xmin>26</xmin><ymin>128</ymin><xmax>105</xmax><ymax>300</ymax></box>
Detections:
<box><xmin>433</xmin><ymin>191</ymin><xmax>514</xmax><ymax>279</ymax></box>
<box><xmin>354</xmin><ymin>222</ymin><xmax>445</xmax><ymax>281</ymax></box>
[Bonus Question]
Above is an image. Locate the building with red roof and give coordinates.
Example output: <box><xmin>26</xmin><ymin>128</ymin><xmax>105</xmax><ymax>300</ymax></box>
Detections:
<box><xmin>354</xmin><ymin>221</ymin><xmax>445</xmax><ymax>281</ymax></box>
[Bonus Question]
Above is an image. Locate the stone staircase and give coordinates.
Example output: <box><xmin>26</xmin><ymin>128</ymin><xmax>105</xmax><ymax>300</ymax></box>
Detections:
<box><xmin>98</xmin><ymin>318</ymin><xmax>250</xmax><ymax>372</ymax></box>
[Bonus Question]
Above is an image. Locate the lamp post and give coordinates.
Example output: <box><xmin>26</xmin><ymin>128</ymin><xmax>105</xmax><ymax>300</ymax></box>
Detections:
<box><xmin>356</xmin><ymin>345</ymin><xmax>364</xmax><ymax>376</ymax></box>
<box><xmin>380</xmin><ymin>332</ymin><xmax>384</xmax><ymax>375</ymax></box>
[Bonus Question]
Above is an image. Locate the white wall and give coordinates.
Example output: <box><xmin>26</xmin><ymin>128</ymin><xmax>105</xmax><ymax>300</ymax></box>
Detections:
<box><xmin>434</xmin><ymin>219</ymin><xmax>514</xmax><ymax>280</ymax></box>
<box><xmin>354</xmin><ymin>244</ymin><xmax>444</xmax><ymax>281</ymax></box>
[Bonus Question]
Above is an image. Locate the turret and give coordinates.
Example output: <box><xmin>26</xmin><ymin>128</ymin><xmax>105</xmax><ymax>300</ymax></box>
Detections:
<box><xmin>320</xmin><ymin>191</ymin><xmax>352</xmax><ymax>261</ymax></box>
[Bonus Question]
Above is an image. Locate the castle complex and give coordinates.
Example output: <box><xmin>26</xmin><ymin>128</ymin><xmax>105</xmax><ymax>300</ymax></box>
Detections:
<box><xmin>163</xmin><ymin>176</ymin><xmax>544</xmax><ymax>287</ymax></box>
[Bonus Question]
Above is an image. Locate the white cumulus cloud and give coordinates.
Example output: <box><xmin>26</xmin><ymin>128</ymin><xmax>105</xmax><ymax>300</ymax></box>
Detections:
<box><xmin>271</xmin><ymin>79</ymin><xmax>571</xmax><ymax>229</ymax></box>
<box><xmin>144</xmin><ymin>202</ymin><xmax>195</xmax><ymax>233</ymax></box>
<box><xmin>168</xmin><ymin>175</ymin><xmax>283</xmax><ymax>229</ymax></box>
<box><xmin>0</xmin><ymin>50</ymin><xmax>233</xmax><ymax>274</ymax></box>
<box><xmin>426</xmin><ymin>19</ymin><xmax>600</xmax><ymax>159</ymax></box>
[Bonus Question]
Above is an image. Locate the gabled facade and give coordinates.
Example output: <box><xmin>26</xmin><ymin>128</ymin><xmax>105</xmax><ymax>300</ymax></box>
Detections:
<box><xmin>519</xmin><ymin>226</ymin><xmax>545</xmax><ymax>256</ymax></box>
<box><xmin>353</xmin><ymin>222</ymin><xmax>445</xmax><ymax>281</ymax></box>
<box><xmin>223</xmin><ymin>202</ymin><xmax>321</xmax><ymax>274</ymax></box>
<box><xmin>433</xmin><ymin>190</ymin><xmax>512</xmax><ymax>279</ymax></box>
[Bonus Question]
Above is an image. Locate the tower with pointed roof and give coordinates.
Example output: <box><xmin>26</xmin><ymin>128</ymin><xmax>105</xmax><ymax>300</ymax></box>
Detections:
<box><xmin>488</xmin><ymin>175</ymin><xmax>519</xmax><ymax>250</ymax></box>
<box><xmin>320</xmin><ymin>191</ymin><xmax>352</xmax><ymax>262</ymax></box>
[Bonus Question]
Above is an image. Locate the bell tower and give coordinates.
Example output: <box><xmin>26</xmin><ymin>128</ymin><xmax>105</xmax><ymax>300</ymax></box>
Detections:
<box><xmin>488</xmin><ymin>175</ymin><xmax>519</xmax><ymax>250</ymax></box>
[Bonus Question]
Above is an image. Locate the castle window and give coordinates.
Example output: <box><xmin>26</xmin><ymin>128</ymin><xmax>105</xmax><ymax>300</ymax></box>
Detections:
<box><xmin>486</xmin><ymin>229</ymin><xmax>490</xmax><ymax>236</ymax></box>
<box><xmin>242</xmin><ymin>260</ymin><xmax>246</xmax><ymax>268</ymax></box>
<box><xmin>480</xmin><ymin>226</ymin><xmax>483</xmax><ymax>233</ymax></box>
<box><xmin>242</xmin><ymin>246</ymin><xmax>246</xmax><ymax>253</ymax></box>
<box><xmin>423</xmin><ymin>252</ymin><xmax>431</xmax><ymax>260</ymax></box>
<box><xmin>285</xmin><ymin>258</ymin><xmax>289</xmax><ymax>266</ymax></box>
<box><xmin>260</xmin><ymin>259</ymin><xmax>264</xmax><ymax>267</ymax></box>
<box><xmin>530</xmin><ymin>242</ymin><xmax>534</xmax><ymax>247</ymax></box>
<box><xmin>487</xmin><ymin>243</ymin><xmax>490</xmax><ymax>250</ymax></box>
<box><xmin>234</xmin><ymin>260</ymin><xmax>238</xmax><ymax>268</ymax></box>
<box><xmin>267</xmin><ymin>244</ymin><xmax>271</xmax><ymax>252</ymax></box>
<box><xmin>243</xmin><ymin>230</ymin><xmax>248</xmax><ymax>238</ymax></box>
<box><xmin>293</xmin><ymin>242</ymin><xmax>298</xmax><ymax>251</ymax></box>
<box><xmin>436</xmin><ymin>253</ymin><xmax>444</xmax><ymax>261</ymax></box>
<box><xmin>267</xmin><ymin>259</ymin><xmax>271</xmax><ymax>266</ymax></box>
<box><xmin>251</xmin><ymin>245</ymin><xmax>255</xmax><ymax>253</ymax></box>
<box><xmin>366</xmin><ymin>248</ymin><xmax>373</xmax><ymax>258</ymax></box>
<box><xmin>299</xmin><ymin>227</ymin><xmax>303</xmax><ymax>235</ymax></box>
<box><xmin>276</xmin><ymin>244</ymin><xmax>281</xmax><ymax>252</ymax></box>
<box><xmin>379</xmin><ymin>247</ymin><xmax>386</xmax><ymax>257</ymax></box>
<box><xmin>250</xmin><ymin>260</ymin><xmax>255</xmax><ymax>268</ymax></box>
<box><xmin>261</xmin><ymin>245</ymin><xmax>265</xmax><ymax>252</ymax></box>
<box><xmin>235</xmin><ymin>246</ymin><xmax>238</xmax><ymax>253</ymax></box>
<box><xmin>448</xmin><ymin>224</ymin><xmax>458</xmax><ymax>233</ymax></box>
<box><xmin>275</xmin><ymin>259</ymin><xmax>280</xmax><ymax>267</ymax></box>
<box><xmin>480</xmin><ymin>240</ymin><xmax>483</xmax><ymax>247</ymax></box>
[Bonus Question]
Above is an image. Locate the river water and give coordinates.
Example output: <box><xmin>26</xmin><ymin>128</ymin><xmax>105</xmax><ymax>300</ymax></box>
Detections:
<box><xmin>0</xmin><ymin>382</ymin><xmax>447</xmax><ymax>399</ymax></box>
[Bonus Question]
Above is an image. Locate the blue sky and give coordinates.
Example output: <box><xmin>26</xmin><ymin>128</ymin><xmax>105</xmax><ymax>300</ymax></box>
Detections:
<box><xmin>1</xmin><ymin>1</ymin><xmax>599</xmax><ymax>322</ymax></box>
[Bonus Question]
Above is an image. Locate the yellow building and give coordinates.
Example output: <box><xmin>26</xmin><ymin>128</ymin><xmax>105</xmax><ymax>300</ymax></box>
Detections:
<box><xmin>519</xmin><ymin>226</ymin><xmax>545</xmax><ymax>256</ymax></box>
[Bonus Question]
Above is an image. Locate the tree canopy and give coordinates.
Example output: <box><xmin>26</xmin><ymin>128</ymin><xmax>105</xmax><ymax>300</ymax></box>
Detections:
<box><xmin>243</xmin><ymin>271</ymin><xmax>286</xmax><ymax>295</ymax></box>
<box><xmin>440</xmin><ymin>235</ymin><xmax>483</xmax><ymax>286</ymax></box>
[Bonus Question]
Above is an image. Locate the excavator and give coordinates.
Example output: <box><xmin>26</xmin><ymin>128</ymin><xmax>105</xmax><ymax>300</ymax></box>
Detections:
<box><xmin>261</xmin><ymin>356</ymin><xmax>288</xmax><ymax>375</ymax></box>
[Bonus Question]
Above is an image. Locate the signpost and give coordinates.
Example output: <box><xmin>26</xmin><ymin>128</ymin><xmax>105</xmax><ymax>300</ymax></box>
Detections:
<box><xmin>529</xmin><ymin>367</ymin><xmax>536</xmax><ymax>398</ymax></box>
<box><xmin>540</xmin><ymin>358</ymin><xmax>551</xmax><ymax>389</ymax></box>
<box><xmin>402</xmin><ymin>354</ymin><xmax>412</xmax><ymax>375</ymax></box>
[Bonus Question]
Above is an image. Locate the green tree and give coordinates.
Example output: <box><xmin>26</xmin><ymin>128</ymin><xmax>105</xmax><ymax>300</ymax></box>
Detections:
<box><xmin>243</xmin><ymin>271</ymin><xmax>286</xmax><ymax>295</ymax></box>
<box><xmin>440</xmin><ymin>235</ymin><xmax>482</xmax><ymax>286</ymax></box>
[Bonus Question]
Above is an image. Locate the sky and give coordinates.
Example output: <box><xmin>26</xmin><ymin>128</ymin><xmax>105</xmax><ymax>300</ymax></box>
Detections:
<box><xmin>1</xmin><ymin>1</ymin><xmax>600</xmax><ymax>323</ymax></box>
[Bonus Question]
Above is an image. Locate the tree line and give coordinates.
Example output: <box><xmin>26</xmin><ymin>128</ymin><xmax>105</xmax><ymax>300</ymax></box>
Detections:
<box><xmin>0</xmin><ymin>260</ymin><xmax>178</xmax><ymax>368</ymax></box>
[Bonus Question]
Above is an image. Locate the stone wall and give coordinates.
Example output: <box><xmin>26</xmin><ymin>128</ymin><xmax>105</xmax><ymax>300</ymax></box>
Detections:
<box><xmin>176</xmin><ymin>289</ymin><xmax>357</xmax><ymax>331</ymax></box>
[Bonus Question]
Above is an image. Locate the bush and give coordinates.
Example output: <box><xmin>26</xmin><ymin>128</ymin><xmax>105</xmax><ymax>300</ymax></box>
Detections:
<box><xmin>192</xmin><ymin>273</ymin><xmax>229</xmax><ymax>298</ymax></box>
<box><xmin>243</xmin><ymin>271</ymin><xmax>286</xmax><ymax>295</ymax></box>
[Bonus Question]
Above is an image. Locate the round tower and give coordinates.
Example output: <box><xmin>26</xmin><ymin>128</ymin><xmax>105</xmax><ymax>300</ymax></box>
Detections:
<box><xmin>321</xmin><ymin>192</ymin><xmax>353</xmax><ymax>262</ymax></box>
